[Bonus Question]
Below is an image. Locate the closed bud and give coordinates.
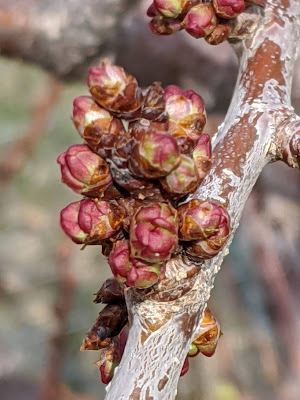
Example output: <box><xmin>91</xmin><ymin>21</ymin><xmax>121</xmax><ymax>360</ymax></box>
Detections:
<box><xmin>183</xmin><ymin>4</ymin><xmax>217</xmax><ymax>38</ymax></box>
<box><xmin>188</xmin><ymin>343</ymin><xmax>200</xmax><ymax>357</ymax></box>
<box><xmin>87</xmin><ymin>60</ymin><xmax>143</xmax><ymax>117</ymax></box>
<box><xmin>192</xmin><ymin>308</ymin><xmax>221</xmax><ymax>357</ymax></box>
<box><xmin>126</xmin><ymin>261</ymin><xmax>162</xmax><ymax>289</ymax></box>
<box><xmin>160</xmin><ymin>155</ymin><xmax>200</xmax><ymax>196</ymax></box>
<box><xmin>80</xmin><ymin>304</ymin><xmax>128</xmax><ymax>351</ymax></box>
<box><xmin>57</xmin><ymin>144</ymin><xmax>113</xmax><ymax>197</ymax></box>
<box><xmin>94</xmin><ymin>278</ymin><xmax>125</xmax><ymax>304</ymax></box>
<box><xmin>164</xmin><ymin>85</ymin><xmax>206</xmax><ymax>149</ymax></box>
<box><xmin>60</xmin><ymin>202</ymin><xmax>88</xmax><ymax>244</ymax></box>
<box><xmin>213</xmin><ymin>0</ymin><xmax>245</xmax><ymax>19</ymax></box>
<box><xmin>72</xmin><ymin>95</ymin><xmax>124</xmax><ymax>160</ymax></box>
<box><xmin>180</xmin><ymin>356</ymin><xmax>189</xmax><ymax>377</ymax></box>
<box><xmin>60</xmin><ymin>200</ymin><xmax>124</xmax><ymax>245</ymax></box>
<box><xmin>192</xmin><ymin>134</ymin><xmax>212</xmax><ymax>179</ymax></box>
<box><xmin>130</xmin><ymin>203</ymin><xmax>178</xmax><ymax>262</ymax></box>
<box><xmin>188</xmin><ymin>216</ymin><xmax>230</xmax><ymax>259</ymax></box>
<box><xmin>205</xmin><ymin>24</ymin><xmax>231</xmax><ymax>45</ymax></box>
<box><xmin>154</xmin><ymin>0</ymin><xmax>186</xmax><ymax>18</ymax></box>
<box><xmin>108</xmin><ymin>240</ymin><xmax>132</xmax><ymax>283</ymax></box>
<box><xmin>141</xmin><ymin>82</ymin><xmax>166</xmax><ymax>121</ymax></box>
<box><xmin>96</xmin><ymin>343</ymin><xmax>120</xmax><ymax>384</ymax></box>
<box><xmin>134</xmin><ymin>130</ymin><xmax>181</xmax><ymax>178</ymax></box>
<box><xmin>178</xmin><ymin>200</ymin><xmax>229</xmax><ymax>241</ymax></box>
<box><xmin>147</xmin><ymin>3</ymin><xmax>160</xmax><ymax>17</ymax></box>
<box><xmin>150</xmin><ymin>16</ymin><xmax>183</xmax><ymax>35</ymax></box>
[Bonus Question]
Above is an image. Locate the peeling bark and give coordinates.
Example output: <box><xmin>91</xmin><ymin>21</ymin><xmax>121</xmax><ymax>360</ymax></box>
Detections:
<box><xmin>105</xmin><ymin>1</ymin><xmax>300</xmax><ymax>399</ymax></box>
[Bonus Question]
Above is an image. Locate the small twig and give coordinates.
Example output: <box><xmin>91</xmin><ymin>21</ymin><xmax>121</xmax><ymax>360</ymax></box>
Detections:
<box><xmin>0</xmin><ymin>75</ymin><xmax>62</xmax><ymax>192</ymax></box>
<box><xmin>39</xmin><ymin>240</ymin><xmax>76</xmax><ymax>400</ymax></box>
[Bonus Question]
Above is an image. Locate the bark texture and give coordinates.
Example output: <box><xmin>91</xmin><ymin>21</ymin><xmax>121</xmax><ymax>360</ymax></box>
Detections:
<box><xmin>105</xmin><ymin>1</ymin><xmax>300</xmax><ymax>399</ymax></box>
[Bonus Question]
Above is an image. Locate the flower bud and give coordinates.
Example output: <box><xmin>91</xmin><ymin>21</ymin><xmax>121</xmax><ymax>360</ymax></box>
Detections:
<box><xmin>87</xmin><ymin>60</ymin><xmax>143</xmax><ymax>117</ymax></box>
<box><xmin>180</xmin><ymin>356</ymin><xmax>189</xmax><ymax>377</ymax></box>
<box><xmin>188</xmin><ymin>218</ymin><xmax>230</xmax><ymax>259</ymax></box>
<box><xmin>93</xmin><ymin>278</ymin><xmax>125</xmax><ymax>304</ymax></box>
<box><xmin>80</xmin><ymin>304</ymin><xmax>128</xmax><ymax>351</ymax></box>
<box><xmin>96</xmin><ymin>343</ymin><xmax>120</xmax><ymax>384</ymax></box>
<box><xmin>213</xmin><ymin>0</ymin><xmax>245</xmax><ymax>19</ymax></box>
<box><xmin>108</xmin><ymin>240</ymin><xmax>132</xmax><ymax>283</ymax></box>
<box><xmin>126</xmin><ymin>261</ymin><xmax>162</xmax><ymax>289</ymax></box>
<box><xmin>154</xmin><ymin>0</ymin><xmax>186</xmax><ymax>18</ymax></box>
<box><xmin>134</xmin><ymin>131</ymin><xmax>181</xmax><ymax>178</ymax></box>
<box><xmin>57</xmin><ymin>144</ymin><xmax>113</xmax><ymax>197</ymax></box>
<box><xmin>183</xmin><ymin>4</ymin><xmax>217</xmax><ymax>38</ymax></box>
<box><xmin>205</xmin><ymin>24</ymin><xmax>231</xmax><ymax>45</ymax></box>
<box><xmin>188</xmin><ymin>343</ymin><xmax>200</xmax><ymax>357</ymax></box>
<box><xmin>60</xmin><ymin>202</ymin><xmax>88</xmax><ymax>244</ymax></box>
<box><xmin>164</xmin><ymin>85</ymin><xmax>206</xmax><ymax>149</ymax></box>
<box><xmin>130</xmin><ymin>203</ymin><xmax>178</xmax><ymax>262</ymax></box>
<box><xmin>60</xmin><ymin>200</ymin><xmax>124</xmax><ymax>245</ymax></box>
<box><xmin>150</xmin><ymin>16</ymin><xmax>182</xmax><ymax>35</ymax></box>
<box><xmin>141</xmin><ymin>82</ymin><xmax>166</xmax><ymax>121</ymax></box>
<box><xmin>192</xmin><ymin>308</ymin><xmax>221</xmax><ymax>357</ymax></box>
<box><xmin>192</xmin><ymin>134</ymin><xmax>212</xmax><ymax>179</ymax></box>
<box><xmin>147</xmin><ymin>2</ymin><xmax>160</xmax><ymax>17</ymax></box>
<box><xmin>178</xmin><ymin>200</ymin><xmax>229</xmax><ymax>241</ymax></box>
<box><xmin>72</xmin><ymin>95</ymin><xmax>124</xmax><ymax>160</ymax></box>
<box><xmin>160</xmin><ymin>155</ymin><xmax>200</xmax><ymax>196</ymax></box>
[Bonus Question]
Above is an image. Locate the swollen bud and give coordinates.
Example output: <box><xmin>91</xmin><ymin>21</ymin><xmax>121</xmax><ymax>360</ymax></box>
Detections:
<box><xmin>57</xmin><ymin>144</ymin><xmax>113</xmax><ymax>197</ymax></box>
<box><xmin>96</xmin><ymin>343</ymin><xmax>120</xmax><ymax>384</ymax></box>
<box><xmin>150</xmin><ymin>16</ymin><xmax>183</xmax><ymax>36</ymax></box>
<box><xmin>192</xmin><ymin>308</ymin><xmax>221</xmax><ymax>357</ymax></box>
<box><xmin>160</xmin><ymin>155</ymin><xmax>200</xmax><ymax>196</ymax></box>
<box><xmin>164</xmin><ymin>85</ymin><xmax>206</xmax><ymax>150</ymax></box>
<box><xmin>126</xmin><ymin>261</ymin><xmax>162</xmax><ymax>289</ymax></box>
<box><xmin>130</xmin><ymin>203</ymin><xmax>178</xmax><ymax>262</ymax></box>
<box><xmin>212</xmin><ymin>0</ymin><xmax>245</xmax><ymax>19</ymax></box>
<box><xmin>108</xmin><ymin>240</ymin><xmax>132</xmax><ymax>284</ymax></box>
<box><xmin>60</xmin><ymin>199</ymin><xmax>124</xmax><ymax>245</ymax></box>
<box><xmin>192</xmin><ymin>134</ymin><xmax>212</xmax><ymax>179</ymax></box>
<box><xmin>178</xmin><ymin>200</ymin><xmax>229</xmax><ymax>241</ymax></box>
<box><xmin>183</xmin><ymin>4</ymin><xmax>217</xmax><ymax>38</ymax></box>
<box><xmin>154</xmin><ymin>0</ymin><xmax>186</xmax><ymax>18</ymax></box>
<box><xmin>87</xmin><ymin>60</ymin><xmax>143</xmax><ymax>117</ymax></box>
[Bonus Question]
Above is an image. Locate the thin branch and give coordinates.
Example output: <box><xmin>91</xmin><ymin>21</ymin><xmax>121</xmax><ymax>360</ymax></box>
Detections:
<box><xmin>0</xmin><ymin>76</ymin><xmax>61</xmax><ymax>192</ymax></box>
<box><xmin>105</xmin><ymin>1</ymin><xmax>300</xmax><ymax>399</ymax></box>
<box><xmin>274</xmin><ymin>117</ymin><xmax>300</xmax><ymax>168</ymax></box>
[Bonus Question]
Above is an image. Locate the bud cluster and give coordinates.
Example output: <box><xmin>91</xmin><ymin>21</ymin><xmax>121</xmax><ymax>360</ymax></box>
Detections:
<box><xmin>147</xmin><ymin>0</ymin><xmax>266</xmax><ymax>45</ymax></box>
<box><xmin>57</xmin><ymin>61</ymin><xmax>231</xmax><ymax>382</ymax></box>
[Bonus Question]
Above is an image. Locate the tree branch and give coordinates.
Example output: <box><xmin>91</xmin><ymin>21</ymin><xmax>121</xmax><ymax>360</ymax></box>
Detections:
<box><xmin>274</xmin><ymin>117</ymin><xmax>300</xmax><ymax>168</ymax></box>
<box><xmin>105</xmin><ymin>1</ymin><xmax>300</xmax><ymax>399</ymax></box>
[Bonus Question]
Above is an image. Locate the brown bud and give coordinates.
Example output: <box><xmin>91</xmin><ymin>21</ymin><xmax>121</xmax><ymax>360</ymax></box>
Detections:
<box><xmin>141</xmin><ymin>82</ymin><xmax>167</xmax><ymax>121</ymax></box>
<box><xmin>80</xmin><ymin>304</ymin><xmax>128</xmax><ymax>351</ymax></box>
<box><xmin>94</xmin><ymin>278</ymin><xmax>125</xmax><ymax>304</ymax></box>
<box><xmin>205</xmin><ymin>24</ymin><xmax>231</xmax><ymax>45</ymax></box>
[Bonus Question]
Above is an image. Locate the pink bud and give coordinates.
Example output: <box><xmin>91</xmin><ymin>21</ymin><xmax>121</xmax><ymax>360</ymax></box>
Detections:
<box><xmin>147</xmin><ymin>3</ymin><xmax>160</xmax><ymax>17</ymax></box>
<box><xmin>160</xmin><ymin>156</ymin><xmax>200</xmax><ymax>196</ymax></box>
<box><xmin>72</xmin><ymin>96</ymin><xmax>112</xmax><ymax>137</ymax></box>
<box><xmin>192</xmin><ymin>134</ymin><xmax>212</xmax><ymax>179</ymax></box>
<box><xmin>60</xmin><ymin>200</ymin><xmax>124</xmax><ymax>245</ymax></box>
<box><xmin>164</xmin><ymin>85</ymin><xmax>206</xmax><ymax>146</ymax></box>
<box><xmin>57</xmin><ymin>144</ymin><xmax>113</xmax><ymax>197</ymax></box>
<box><xmin>183</xmin><ymin>4</ymin><xmax>217</xmax><ymax>38</ymax></box>
<box><xmin>60</xmin><ymin>202</ymin><xmax>88</xmax><ymax>244</ymax></box>
<box><xmin>126</xmin><ymin>261</ymin><xmax>162</xmax><ymax>289</ymax></box>
<box><xmin>96</xmin><ymin>343</ymin><xmax>120</xmax><ymax>384</ymax></box>
<box><xmin>213</xmin><ymin>0</ymin><xmax>245</xmax><ymax>19</ymax></box>
<box><xmin>130</xmin><ymin>203</ymin><xmax>178</xmax><ymax>262</ymax></box>
<box><xmin>154</xmin><ymin>0</ymin><xmax>186</xmax><ymax>18</ymax></box>
<box><xmin>135</xmin><ymin>131</ymin><xmax>181</xmax><ymax>178</ymax></box>
<box><xmin>188</xmin><ymin>216</ymin><xmax>230</xmax><ymax>259</ymax></box>
<box><xmin>108</xmin><ymin>240</ymin><xmax>132</xmax><ymax>283</ymax></box>
<box><xmin>87</xmin><ymin>60</ymin><xmax>142</xmax><ymax>116</ymax></box>
<box><xmin>178</xmin><ymin>200</ymin><xmax>229</xmax><ymax>241</ymax></box>
<box><xmin>180</xmin><ymin>356</ymin><xmax>189</xmax><ymax>377</ymax></box>
<box><xmin>78</xmin><ymin>199</ymin><xmax>124</xmax><ymax>241</ymax></box>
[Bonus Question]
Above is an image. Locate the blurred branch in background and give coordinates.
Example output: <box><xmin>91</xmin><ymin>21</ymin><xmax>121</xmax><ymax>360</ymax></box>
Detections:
<box><xmin>40</xmin><ymin>240</ymin><xmax>76</xmax><ymax>400</ymax></box>
<box><xmin>0</xmin><ymin>75</ymin><xmax>61</xmax><ymax>192</ymax></box>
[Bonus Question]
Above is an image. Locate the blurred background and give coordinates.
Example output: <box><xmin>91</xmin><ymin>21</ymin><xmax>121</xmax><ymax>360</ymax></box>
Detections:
<box><xmin>0</xmin><ymin>1</ymin><xmax>299</xmax><ymax>399</ymax></box>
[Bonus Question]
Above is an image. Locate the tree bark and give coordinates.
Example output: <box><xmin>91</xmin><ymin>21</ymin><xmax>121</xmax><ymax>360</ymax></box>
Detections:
<box><xmin>105</xmin><ymin>1</ymin><xmax>300</xmax><ymax>399</ymax></box>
